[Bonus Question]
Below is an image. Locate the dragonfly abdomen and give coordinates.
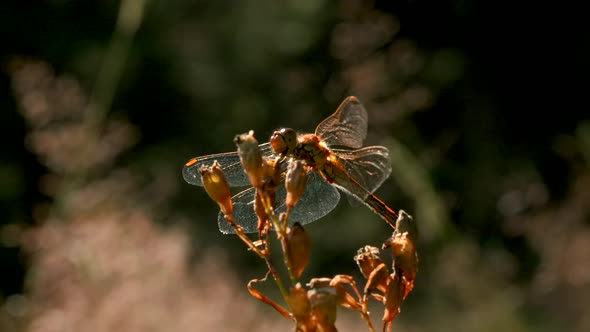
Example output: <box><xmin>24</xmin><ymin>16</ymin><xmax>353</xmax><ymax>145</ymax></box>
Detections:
<box><xmin>363</xmin><ymin>193</ymin><xmax>397</xmax><ymax>229</ymax></box>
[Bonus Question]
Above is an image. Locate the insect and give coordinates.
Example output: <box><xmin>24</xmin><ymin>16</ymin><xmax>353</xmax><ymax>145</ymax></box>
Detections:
<box><xmin>183</xmin><ymin>96</ymin><xmax>396</xmax><ymax>233</ymax></box>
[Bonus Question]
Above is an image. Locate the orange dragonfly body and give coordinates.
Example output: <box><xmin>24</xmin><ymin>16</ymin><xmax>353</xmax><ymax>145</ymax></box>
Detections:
<box><xmin>183</xmin><ymin>96</ymin><xmax>396</xmax><ymax>233</ymax></box>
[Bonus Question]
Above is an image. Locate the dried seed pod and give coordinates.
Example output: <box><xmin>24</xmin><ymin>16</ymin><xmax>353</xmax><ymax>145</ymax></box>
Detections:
<box><xmin>307</xmin><ymin>278</ymin><xmax>338</xmax><ymax>331</ymax></box>
<box><xmin>383</xmin><ymin>211</ymin><xmax>418</xmax><ymax>289</ymax></box>
<box><xmin>234</xmin><ymin>130</ymin><xmax>264</xmax><ymax>188</ymax></box>
<box><xmin>199</xmin><ymin>160</ymin><xmax>233</xmax><ymax>217</ymax></box>
<box><xmin>382</xmin><ymin>210</ymin><xmax>418</xmax><ymax>302</ymax></box>
<box><xmin>285</xmin><ymin>222</ymin><xmax>311</xmax><ymax>280</ymax></box>
<box><xmin>287</xmin><ymin>283</ymin><xmax>312</xmax><ymax>322</ymax></box>
<box><xmin>384</xmin><ymin>234</ymin><xmax>418</xmax><ymax>283</ymax></box>
<box><xmin>285</xmin><ymin>160</ymin><xmax>308</xmax><ymax>211</ymax></box>
<box><xmin>382</xmin><ymin>268</ymin><xmax>405</xmax><ymax>330</ymax></box>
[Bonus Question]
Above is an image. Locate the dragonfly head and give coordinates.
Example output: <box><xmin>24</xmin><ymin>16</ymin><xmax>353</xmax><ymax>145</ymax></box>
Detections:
<box><xmin>270</xmin><ymin>127</ymin><xmax>297</xmax><ymax>155</ymax></box>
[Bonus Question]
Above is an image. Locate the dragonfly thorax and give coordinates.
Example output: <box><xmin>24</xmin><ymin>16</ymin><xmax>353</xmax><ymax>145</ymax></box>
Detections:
<box><xmin>293</xmin><ymin>134</ymin><xmax>331</xmax><ymax>169</ymax></box>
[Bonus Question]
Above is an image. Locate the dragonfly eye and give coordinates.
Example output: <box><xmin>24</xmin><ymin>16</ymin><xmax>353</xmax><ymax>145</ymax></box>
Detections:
<box><xmin>270</xmin><ymin>128</ymin><xmax>297</xmax><ymax>154</ymax></box>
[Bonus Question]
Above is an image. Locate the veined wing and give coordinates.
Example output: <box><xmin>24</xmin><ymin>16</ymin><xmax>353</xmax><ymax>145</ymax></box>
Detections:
<box><xmin>218</xmin><ymin>171</ymin><xmax>341</xmax><ymax>234</ymax></box>
<box><xmin>183</xmin><ymin>142</ymin><xmax>275</xmax><ymax>187</ymax></box>
<box><xmin>315</xmin><ymin>96</ymin><xmax>368</xmax><ymax>149</ymax></box>
<box><xmin>329</xmin><ymin>146</ymin><xmax>391</xmax><ymax>200</ymax></box>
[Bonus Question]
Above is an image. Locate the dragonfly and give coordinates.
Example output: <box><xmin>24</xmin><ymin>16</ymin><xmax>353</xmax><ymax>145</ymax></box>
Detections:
<box><xmin>183</xmin><ymin>96</ymin><xmax>397</xmax><ymax>234</ymax></box>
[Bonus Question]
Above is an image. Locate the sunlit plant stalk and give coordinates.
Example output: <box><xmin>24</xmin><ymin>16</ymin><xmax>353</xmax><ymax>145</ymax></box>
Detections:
<box><xmin>197</xmin><ymin>130</ymin><xmax>418</xmax><ymax>332</ymax></box>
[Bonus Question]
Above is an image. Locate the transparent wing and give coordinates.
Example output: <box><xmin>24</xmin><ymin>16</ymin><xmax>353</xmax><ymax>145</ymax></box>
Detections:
<box><xmin>329</xmin><ymin>146</ymin><xmax>391</xmax><ymax>200</ymax></box>
<box><xmin>218</xmin><ymin>171</ymin><xmax>341</xmax><ymax>234</ymax></box>
<box><xmin>315</xmin><ymin>96</ymin><xmax>368</xmax><ymax>149</ymax></box>
<box><xmin>183</xmin><ymin>143</ymin><xmax>275</xmax><ymax>187</ymax></box>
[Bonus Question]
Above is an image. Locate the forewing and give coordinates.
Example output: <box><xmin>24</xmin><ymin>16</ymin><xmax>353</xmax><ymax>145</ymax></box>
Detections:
<box><xmin>330</xmin><ymin>146</ymin><xmax>391</xmax><ymax>200</ymax></box>
<box><xmin>315</xmin><ymin>96</ymin><xmax>368</xmax><ymax>149</ymax></box>
<box><xmin>218</xmin><ymin>171</ymin><xmax>341</xmax><ymax>234</ymax></box>
<box><xmin>183</xmin><ymin>142</ymin><xmax>275</xmax><ymax>187</ymax></box>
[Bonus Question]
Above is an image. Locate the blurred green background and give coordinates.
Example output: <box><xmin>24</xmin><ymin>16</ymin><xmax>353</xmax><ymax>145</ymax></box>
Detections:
<box><xmin>1</xmin><ymin>0</ymin><xmax>589</xmax><ymax>331</ymax></box>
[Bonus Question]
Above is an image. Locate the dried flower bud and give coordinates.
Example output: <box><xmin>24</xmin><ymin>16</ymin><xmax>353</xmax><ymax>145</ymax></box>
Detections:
<box><xmin>285</xmin><ymin>222</ymin><xmax>311</xmax><ymax>280</ymax></box>
<box><xmin>285</xmin><ymin>160</ymin><xmax>308</xmax><ymax>211</ymax></box>
<box><xmin>234</xmin><ymin>130</ymin><xmax>264</xmax><ymax>188</ymax></box>
<box><xmin>354</xmin><ymin>246</ymin><xmax>385</xmax><ymax>279</ymax></box>
<box><xmin>364</xmin><ymin>262</ymin><xmax>390</xmax><ymax>296</ymax></box>
<box><xmin>199</xmin><ymin>160</ymin><xmax>233</xmax><ymax>216</ymax></box>
<box><xmin>394</xmin><ymin>210</ymin><xmax>418</xmax><ymax>244</ymax></box>
<box><xmin>328</xmin><ymin>275</ymin><xmax>363</xmax><ymax>312</ymax></box>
